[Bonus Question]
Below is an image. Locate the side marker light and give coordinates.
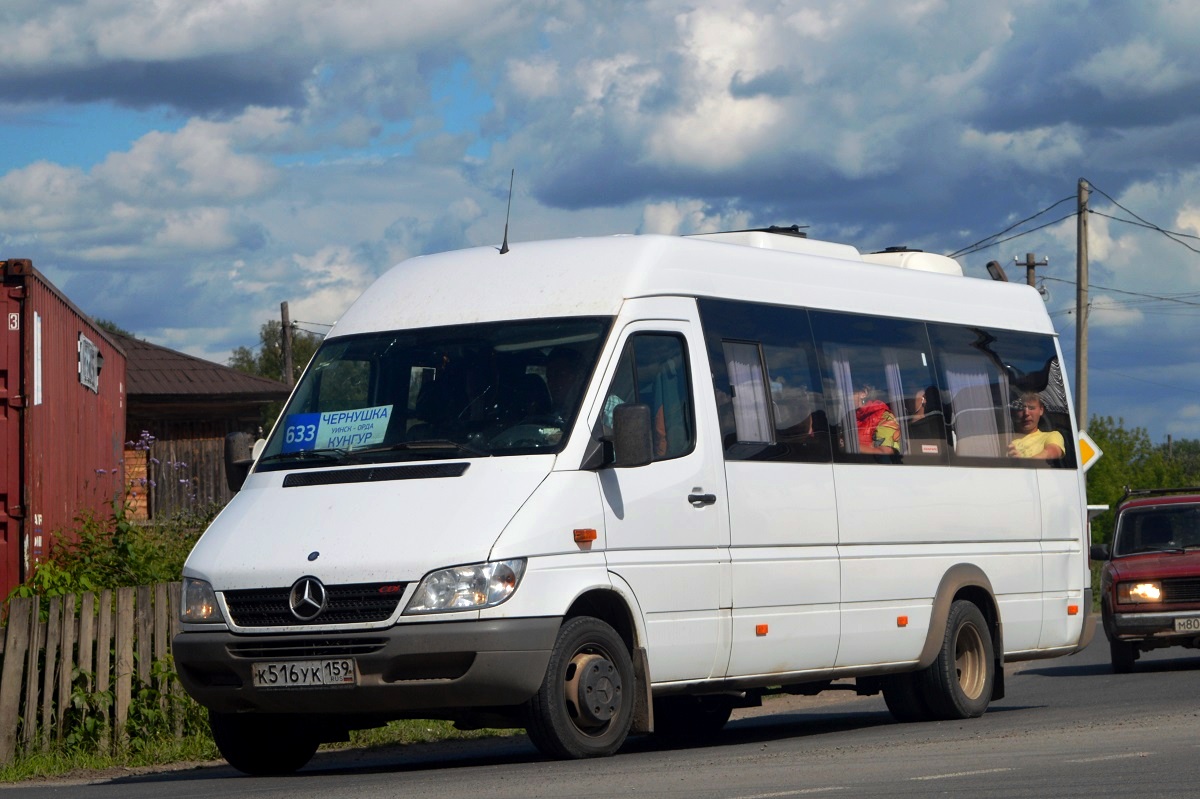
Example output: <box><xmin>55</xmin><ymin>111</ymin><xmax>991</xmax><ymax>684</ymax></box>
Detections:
<box><xmin>897</xmin><ymin>616</ymin><xmax>909</xmax><ymax>627</ymax></box>
<box><xmin>573</xmin><ymin>528</ymin><xmax>597</xmax><ymax>543</ymax></box>
<box><xmin>755</xmin><ymin>624</ymin><xmax>769</xmax><ymax>636</ymax></box>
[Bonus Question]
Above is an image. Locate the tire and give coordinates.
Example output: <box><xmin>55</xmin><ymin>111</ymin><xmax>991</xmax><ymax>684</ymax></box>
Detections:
<box><xmin>526</xmin><ymin>617</ymin><xmax>636</xmax><ymax>759</ymax></box>
<box><xmin>919</xmin><ymin>600</ymin><xmax>995</xmax><ymax>720</ymax></box>
<box><xmin>653</xmin><ymin>696</ymin><xmax>733</xmax><ymax>740</ymax></box>
<box><xmin>1109</xmin><ymin>637</ymin><xmax>1137</xmax><ymax>673</ymax></box>
<box><xmin>882</xmin><ymin>672</ymin><xmax>934</xmax><ymax>723</ymax></box>
<box><xmin>209</xmin><ymin>711</ymin><xmax>320</xmax><ymax>776</ymax></box>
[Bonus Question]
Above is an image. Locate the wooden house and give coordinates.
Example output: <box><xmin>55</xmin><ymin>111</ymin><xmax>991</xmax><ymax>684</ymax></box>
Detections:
<box><xmin>113</xmin><ymin>332</ymin><xmax>290</xmax><ymax>520</ymax></box>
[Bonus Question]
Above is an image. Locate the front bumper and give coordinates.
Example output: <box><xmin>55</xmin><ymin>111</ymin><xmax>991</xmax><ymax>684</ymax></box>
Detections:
<box><xmin>1107</xmin><ymin>608</ymin><xmax>1200</xmax><ymax>641</ymax></box>
<box><xmin>173</xmin><ymin>616</ymin><xmax>561</xmax><ymax>716</ymax></box>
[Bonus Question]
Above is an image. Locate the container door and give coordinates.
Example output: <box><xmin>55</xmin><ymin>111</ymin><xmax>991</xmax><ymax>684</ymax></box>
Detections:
<box><xmin>0</xmin><ymin>291</ymin><xmax>22</xmax><ymax>596</ymax></box>
<box><xmin>597</xmin><ymin>315</ymin><xmax>730</xmax><ymax>683</ymax></box>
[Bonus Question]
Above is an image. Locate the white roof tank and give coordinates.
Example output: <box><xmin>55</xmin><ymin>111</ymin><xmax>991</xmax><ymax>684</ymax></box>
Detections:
<box><xmin>861</xmin><ymin>247</ymin><xmax>963</xmax><ymax>276</ymax></box>
<box><xmin>691</xmin><ymin>230</ymin><xmax>963</xmax><ymax>276</ymax></box>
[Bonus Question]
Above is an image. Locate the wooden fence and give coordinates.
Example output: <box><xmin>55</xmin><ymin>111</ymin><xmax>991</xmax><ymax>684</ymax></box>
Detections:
<box><xmin>0</xmin><ymin>583</ymin><xmax>182</xmax><ymax>765</ymax></box>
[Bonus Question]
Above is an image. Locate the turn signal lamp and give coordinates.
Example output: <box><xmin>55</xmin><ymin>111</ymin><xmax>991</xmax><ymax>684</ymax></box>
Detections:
<box><xmin>574</xmin><ymin>528</ymin><xmax>598</xmax><ymax>543</ymax></box>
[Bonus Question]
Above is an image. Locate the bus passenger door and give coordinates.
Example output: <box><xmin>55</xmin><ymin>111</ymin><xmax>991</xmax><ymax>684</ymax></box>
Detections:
<box><xmin>596</xmin><ymin>314</ymin><xmax>730</xmax><ymax>684</ymax></box>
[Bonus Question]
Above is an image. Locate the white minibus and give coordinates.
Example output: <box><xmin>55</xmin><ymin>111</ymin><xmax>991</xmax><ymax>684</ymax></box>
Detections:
<box><xmin>173</xmin><ymin>228</ymin><xmax>1095</xmax><ymax>774</ymax></box>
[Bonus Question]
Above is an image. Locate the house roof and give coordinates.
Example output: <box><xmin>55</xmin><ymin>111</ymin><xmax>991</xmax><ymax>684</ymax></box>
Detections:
<box><xmin>112</xmin><ymin>331</ymin><xmax>291</xmax><ymax>402</ymax></box>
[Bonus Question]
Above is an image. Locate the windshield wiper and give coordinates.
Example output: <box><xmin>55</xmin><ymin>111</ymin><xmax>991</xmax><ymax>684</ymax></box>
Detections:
<box><xmin>257</xmin><ymin>448</ymin><xmax>352</xmax><ymax>465</ymax></box>
<box><xmin>352</xmin><ymin>439</ymin><xmax>489</xmax><ymax>458</ymax></box>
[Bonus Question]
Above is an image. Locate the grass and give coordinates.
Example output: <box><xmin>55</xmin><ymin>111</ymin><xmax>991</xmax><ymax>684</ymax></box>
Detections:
<box><xmin>0</xmin><ymin>736</ymin><xmax>220</xmax><ymax>783</ymax></box>
<box><xmin>0</xmin><ymin>719</ymin><xmax>516</xmax><ymax>783</ymax></box>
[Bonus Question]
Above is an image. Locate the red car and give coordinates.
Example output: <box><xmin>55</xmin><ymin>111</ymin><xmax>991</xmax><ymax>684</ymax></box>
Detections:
<box><xmin>1092</xmin><ymin>487</ymin><xmax>1200</xmax><ymax>672</ymax></box>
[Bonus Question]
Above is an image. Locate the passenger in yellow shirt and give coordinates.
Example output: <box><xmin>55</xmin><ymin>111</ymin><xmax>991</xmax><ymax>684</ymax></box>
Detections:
<box><xmin>1008</xmin><ymin>393</ymin><xmax>1064</xmax><ymax>459</ymax></box>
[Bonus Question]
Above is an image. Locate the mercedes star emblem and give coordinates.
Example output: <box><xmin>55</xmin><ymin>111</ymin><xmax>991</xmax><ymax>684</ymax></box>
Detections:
<box><xmin>288</xmin><ymin>576</ymin><xmax>328</xmax><ymax>622</ymax></box>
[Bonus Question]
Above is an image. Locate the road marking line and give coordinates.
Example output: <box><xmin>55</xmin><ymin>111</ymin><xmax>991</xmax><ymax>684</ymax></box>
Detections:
<box><xmin>911</xmin><ymin>768</ymin><xmax>1013</xmax><ymax>781</ymax></box>
<box><xmin>733</xmin><ymin>789</ymin><xmax>847</xmax><ymax>798</ymax></box>
<box><xmin>1066</xmin><ymin>752</ymin><xmax>1151</xmax><ymax>763</ymax></box>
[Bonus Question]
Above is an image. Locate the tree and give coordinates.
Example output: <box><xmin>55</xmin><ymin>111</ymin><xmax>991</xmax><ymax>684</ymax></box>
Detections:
<box><xmin>94</xmin><ymin>318</ymin><xmax>136</xmax><ymax>337</ymax></box>
<box><xmin>228</xmin><ymin>319</ymin><xmax>322</xmax><ymax>385</ymax></box>
<box><xmin>1158</xmin><ymin>437</ymin><xmax>1200</xmax><ymax>485</ymax></box>
<box><xmin>229</xmin><ymin>319</ymin><xmax>323</xmax><ymax>429</ymax></box>
<box><xmin>1085</xmin><ymin>416</ymin><xmax>1188</xmax><ymax>543</ymax></box>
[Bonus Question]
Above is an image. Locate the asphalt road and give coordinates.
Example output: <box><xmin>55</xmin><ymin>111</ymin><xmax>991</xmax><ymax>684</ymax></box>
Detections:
<box><xmin>6</xmin><ymin>638</ymin><xmax>1200</xmax><ymax>798</ymax></box>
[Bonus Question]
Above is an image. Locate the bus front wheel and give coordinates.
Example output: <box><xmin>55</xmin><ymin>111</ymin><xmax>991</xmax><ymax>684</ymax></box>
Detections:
<box><xmin>525</xmin><ymin>616</ymin><xmax>636</xmax><ymax>759</ymax></box>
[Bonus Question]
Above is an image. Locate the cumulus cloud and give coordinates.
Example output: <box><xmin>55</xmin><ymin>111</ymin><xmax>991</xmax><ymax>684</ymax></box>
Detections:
<box><xmin>640</xmin><ymin>200</ymin><xmax>752</xmax><ymax>235</ymax></box>
<box><xmin>1</xmin><ymin>1</ymin><xmax>1198</xmax><ymax>441</ymax></box>
<box><xmin>960</xmin><ymin>125</ymin><xmax>1085</xmax><ymax>172</ymax></box>
<box><xmin>1072</xmin><ymin>38</ymin><xmax>1189</xmax><ymax>99</ymax></box>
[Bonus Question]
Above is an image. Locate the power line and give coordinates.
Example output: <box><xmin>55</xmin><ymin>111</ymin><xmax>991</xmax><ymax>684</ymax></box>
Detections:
<box><xmin>949</xmin><ymin>179</ymin><xmax>1200</xmax><ymax>263</ymax></box>
<box><xmin>948</xmin><ymin>195</ymin><xmax>1075</xmax><ymax>258</ymax></box>
<box><xmin>1089</xmin><ymin>210</ymin><xmax>1200</xmax><ymax>254</ymax></box>
<box><xmin>1041</xmin><ymin>275</ymin><xmax>1200</xmax><ymax>309</ymax></box>
<box><xmin>1088</xmin><ymin>364</ymin><xmax>1200</xmax><ymax>397</ymax></box>
<box><xmin>1086</xmin><ymin>183</ymin><xmax>1200</xmax><ymax>254</ymax></box>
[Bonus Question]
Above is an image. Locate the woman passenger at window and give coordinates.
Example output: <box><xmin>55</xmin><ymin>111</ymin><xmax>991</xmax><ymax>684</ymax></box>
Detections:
<box><xmin>853</xmin><ymin>383</ymin><xmax>901</xmax><ymax>455</ymax></box>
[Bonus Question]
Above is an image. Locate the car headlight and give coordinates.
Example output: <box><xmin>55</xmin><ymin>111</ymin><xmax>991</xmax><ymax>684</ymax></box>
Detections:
<box><xmin>404</xmin><ymin>559</ymin><xmax>526</xmax><ymax>614</ymax></box>
<box><xmin>1118</xmin><ymin>581</ymin><xmax>1163</xmax><ymax>603</ymax></box>
<box><xmin>180</xmin><ymin>577</ymin><xmax>224</xmax><ymax>623</ymax></box>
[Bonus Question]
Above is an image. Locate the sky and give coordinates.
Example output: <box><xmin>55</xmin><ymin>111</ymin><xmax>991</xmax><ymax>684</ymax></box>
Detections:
<box><xmin>0</xmin><ymin>0</ymin><xmax>1198</xmax><ymax>442</ymax></box>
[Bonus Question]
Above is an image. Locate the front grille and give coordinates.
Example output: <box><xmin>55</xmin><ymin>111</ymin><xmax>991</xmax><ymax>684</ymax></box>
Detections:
<box><xmin>227</xmin><ymin>638</ymin><xmax>389</xmax><ymax>659</ymax></box>
<box><xmin>224</xmin><ymin>582</ymin><xmax>406</xmax><ymax>627</ymax></box>
<box><xmin>1163</xmin><ymin>578</ymin><xmax>1200</xmax><ymax>603</ymax></box>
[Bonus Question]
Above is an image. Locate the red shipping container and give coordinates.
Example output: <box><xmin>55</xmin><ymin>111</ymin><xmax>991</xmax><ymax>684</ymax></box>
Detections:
<box><xmin>0</xmin><ymin>259</ymin><xmax>127</xmax><ymax>599</ymax></box>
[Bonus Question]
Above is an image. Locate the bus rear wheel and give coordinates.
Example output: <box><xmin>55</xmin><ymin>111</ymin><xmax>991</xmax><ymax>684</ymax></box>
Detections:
<box><xmin>919</xmin><ymin>599</ymin><xmax>994</xmax><ymax>720</ymax></box>
<box><xmin>525</xmin><ymin>617</ymin><xmax>635</xmax><ymax>759</ymax></box>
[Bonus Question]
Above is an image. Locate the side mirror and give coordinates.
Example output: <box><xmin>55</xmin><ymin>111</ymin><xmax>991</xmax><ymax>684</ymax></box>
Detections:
<box><xmin>1090</xmin><ymin>543</ymin><xmax>1110</xmax><ymax>561</ymax></box>
<box><xmin>611</xmin><ymin>403</ymin><xmax>653</xmax><ymax>468</ymax></box>
<box><xmin>224</xmin><ymin>432</ymin><xmax>256</xmax><ymax>492</ymax></box>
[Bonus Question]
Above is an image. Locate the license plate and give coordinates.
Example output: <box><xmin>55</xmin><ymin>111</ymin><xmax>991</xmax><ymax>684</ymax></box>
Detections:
<box><xmin>1174</xmin><ymin>618</ymin><xmax>1200</xmax><ymax>633</ymax></box>
<box><xmin>251</xmin><ymin>658</ymin><xmax>357</xmax><ymax>688</ymax></box>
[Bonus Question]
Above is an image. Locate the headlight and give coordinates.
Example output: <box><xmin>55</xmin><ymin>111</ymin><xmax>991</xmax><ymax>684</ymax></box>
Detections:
<box><xmin>1117</xmin><ymin>581</ymin><xmax>1163</xmax><ymax>603</ymax></box>
<box><xmin>181</xmin><ymin>577</ymin><xmax>224</xmax><ymax>623</ymax></box>
<box><xmin>405</xmin><ymin>559</ymin><xmax>526</xmax><ymax>614</ymax></box>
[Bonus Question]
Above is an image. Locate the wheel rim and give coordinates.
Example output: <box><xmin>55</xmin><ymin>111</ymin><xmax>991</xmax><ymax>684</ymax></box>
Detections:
<box><xmin>563</xmin><ymin>648</ymin><xmax>623</xmax><ymax>732</ymax></box>
<box><xmin>954</xmin><ymin>622</ymin><xmax>987</xmax><ymax>700</ymax></box>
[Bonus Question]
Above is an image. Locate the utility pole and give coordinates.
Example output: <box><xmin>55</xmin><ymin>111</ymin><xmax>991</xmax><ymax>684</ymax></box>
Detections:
<box><xmin>1075</xmin><ymin>179</ymin><xmax>1090</xmax><ymax>428</ymax></box>
<box><xmin>1015</xmin><ymin>252</ymin><xmax>1048</xmax><ymax>289</ymax></box>
<box><xmin>280</xmin><ymin>301</ymin><xmax>295</xmax><ymax>388</ymax></box>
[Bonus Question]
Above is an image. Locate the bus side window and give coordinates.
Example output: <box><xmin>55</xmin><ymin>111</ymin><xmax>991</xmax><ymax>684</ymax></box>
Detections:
<box><xmin>697</xmin><ymin>298</ymin><xmax>830</xmax><ymax>464</ymax></box>
<box><xmin>810</xmin><ymin>311</ymin><xmax>942</xmax><ymax>464</ymax></box>
<box><xmin>928</xmin><ymin>324</ymin><xmax>1075</xmax><ymax>468</ymax></box>
<box><xmin>597</xmin><ymin>333</ymin><xmax>695</xmax><ymax>461</ymax></box>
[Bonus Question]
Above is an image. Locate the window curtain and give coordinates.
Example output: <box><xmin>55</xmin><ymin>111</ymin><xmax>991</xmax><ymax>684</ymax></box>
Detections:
<box><xmin>722</xmin><ymin>342</ymin><xmax>772</xmax><ymax>443</ymax></box>
<box><xmin>829</xmin><ymin>350</ymin><xmax>858</xmax><ymax>453</ymax></box>
<box><xmin>883</xmin><ymin>358</ymin><xmax>908</xmax><ymax>453</ymax></box>
<box><xmin>942</xmin><ymin>353</ymin><xmax>1009</xmax><ymax>456</ymax></box>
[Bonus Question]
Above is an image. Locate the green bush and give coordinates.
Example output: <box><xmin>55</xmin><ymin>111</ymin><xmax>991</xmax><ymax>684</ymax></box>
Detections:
<box><xmin>8</xmin><ymin>499</ymin><xmax>220</xmax><ymax>600</ymax></box>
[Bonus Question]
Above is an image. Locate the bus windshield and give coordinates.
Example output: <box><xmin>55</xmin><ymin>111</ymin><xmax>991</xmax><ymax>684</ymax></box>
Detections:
<box><xmin>256</xmin><ymin>316</ymin><xmax>612</xmax><ymax>470</ymax></box>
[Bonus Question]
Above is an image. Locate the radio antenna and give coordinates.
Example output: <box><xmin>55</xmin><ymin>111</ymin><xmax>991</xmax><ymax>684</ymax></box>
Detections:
<box><xmin>499</xmin><ymin>169</ymin><xmax>514</xmax><ymax>255</ymax></box>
